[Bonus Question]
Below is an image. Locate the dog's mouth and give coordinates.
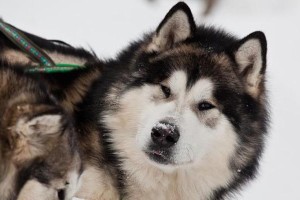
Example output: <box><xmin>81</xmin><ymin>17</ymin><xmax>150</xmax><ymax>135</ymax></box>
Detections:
<box><xmin>145</xmin><ymin>150</ymin><xmax>173</xmax><ymax>165</ymax></box>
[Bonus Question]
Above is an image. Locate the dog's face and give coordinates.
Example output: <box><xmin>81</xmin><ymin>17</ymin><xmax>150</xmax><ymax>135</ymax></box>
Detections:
<box><xmin>131</xmin><ymin>74</ymin><xmax>237</xmax><ymax>167</ymax></box>
<box><xmin>107</xmin><ymin>53</ymin><xmax>242</xmax><ymax>170</ymax></box>
<box><xmin>135</xmin><ymin>71</ymin><xmax>238</xmax><ymax>167</ymax></box>
<box><xmin>104</xmin><ymin>2</ymin><xmax>267</xmax><ymax>177</ymax></box>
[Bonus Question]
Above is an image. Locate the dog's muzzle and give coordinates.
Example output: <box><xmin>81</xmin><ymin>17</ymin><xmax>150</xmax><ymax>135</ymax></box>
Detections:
<box><xmin>151</xmin><ymin>121</ymin><xmax>180</xmax><ymax>148</ymax></box>
<box><xmin>145</xmin><ymin>121</ymin><xmax>180</xmax><ymax>165</ymax></box>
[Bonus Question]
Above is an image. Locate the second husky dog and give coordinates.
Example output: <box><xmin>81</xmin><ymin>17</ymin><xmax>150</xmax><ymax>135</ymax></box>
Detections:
<box><xmin>0</xmin><ymin>24</ymin><xmax>119</xmax><ymax>199</ymax></box>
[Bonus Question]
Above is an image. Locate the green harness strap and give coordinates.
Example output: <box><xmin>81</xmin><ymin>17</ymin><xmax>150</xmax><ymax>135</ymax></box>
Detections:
<box><xmin>0</xmin><ymin>19</ymin><xmax>85</xmax><ymax>73</ymax></box>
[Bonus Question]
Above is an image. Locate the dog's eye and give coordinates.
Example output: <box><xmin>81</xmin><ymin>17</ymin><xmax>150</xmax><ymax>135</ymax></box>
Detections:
<box><xmin>160</xmin><ymin>85</ymin><xmax>171</xmax><ymax>98</ymax></box>
<box><xmin>198</xmin><ymin>102</ymin><xmax>215</xmax><ymax>111</ymax></box>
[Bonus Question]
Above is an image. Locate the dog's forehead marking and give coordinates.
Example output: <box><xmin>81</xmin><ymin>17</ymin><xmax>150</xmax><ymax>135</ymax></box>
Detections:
<box><xmin>168</xmin><ymin>70</ymin><xmax>187</xmax><ymax>95</ymax></box>
<box><xmin>188</xmin><ymin>78</ymin><xmax>214</xmax><ymax>101</ymax></box>
<box><xmin>167</xmin><ymin>71</ymin><xmax>214</xmax><ymax>103</ymax></box>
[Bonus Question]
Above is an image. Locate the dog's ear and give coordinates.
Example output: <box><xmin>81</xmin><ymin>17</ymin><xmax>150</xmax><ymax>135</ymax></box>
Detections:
<box><xmin>10</xmin><ymin>112</ymin><xmax>64</xmax><ymax>165</ymax></box>
<box><xmin>233</xmin><ymin>31</ymin><xmax>267</xmax><ymax>97</ymax></box>
<box><xmin>9</xmin><ymin>104</ymin><xmax>65</xmax><ymax>138</ymax></box>
<box><xmin>15</xmin><ymin>114</ymin><xmax>63</xmax><ymax>137</ymax></box>
<box><xmin>147</xmin><ymin>2</ymin><xmax>196</xmax><ymax>52</ymax></box>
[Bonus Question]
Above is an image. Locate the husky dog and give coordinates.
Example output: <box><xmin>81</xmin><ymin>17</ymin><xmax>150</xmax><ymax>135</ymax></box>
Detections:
<box><xmin>76</xmin><ymin>2</ymin><xmax>268</xmax><ymax>199</ymax></box>
<box><xmin>0</xmin><ymin>66</ymin><xmax>81</xmax><ymax>200</ymax></box>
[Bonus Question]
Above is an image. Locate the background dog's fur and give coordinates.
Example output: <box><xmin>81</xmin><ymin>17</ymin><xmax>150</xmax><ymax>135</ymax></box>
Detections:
<box><xmin>0</xmin><ymin>26</ymin><xmax>120</xmax><ymax>200</ymax></box>
<box><xmin>0</xmin><ymin>27</ymin><xmax>102</xmax><ymax>113</ymax></box>
<box><xmin>0</xmin><ymin>66</ymin><xmax>80</xmax><ymax>200</ymax></box>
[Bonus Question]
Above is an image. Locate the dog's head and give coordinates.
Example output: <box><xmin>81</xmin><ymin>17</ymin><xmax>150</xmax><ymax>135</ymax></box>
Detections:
<box><xmin>103</xmin><ymin>1</ymin><xmax>268</xmax><ymax>189</ymax></box>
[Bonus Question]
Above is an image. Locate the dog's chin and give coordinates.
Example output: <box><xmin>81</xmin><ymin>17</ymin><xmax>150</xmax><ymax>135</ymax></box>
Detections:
<box><xmin>144</xmin><ymin>150</ymin><xmax>193</xmax><ymax>172</ymax></box>
<box><xmin>146</xmin><ymin>150</ymin><xmax>174</xmax><ymax>165</ymax></box>
<box><xmin>144</xmin><ymin>151</ymin><xmax>177</xmax><ymax>172</ymax></box>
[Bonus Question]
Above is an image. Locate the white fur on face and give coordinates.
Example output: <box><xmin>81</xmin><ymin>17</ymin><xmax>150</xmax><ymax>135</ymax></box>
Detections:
<box><xmin>136</xmin><ymin>71</ymin><xmax>187</xmax><ymax>153</ymax></box>
<box><xmin>173</xmin><ymin>78</ymin><xmax>218</xmax><ymax>165</ymax></box>
<box><xmin>105</xmin><ymin>70</ymin><xmax>238</xmax><ymax>168</ymax></box>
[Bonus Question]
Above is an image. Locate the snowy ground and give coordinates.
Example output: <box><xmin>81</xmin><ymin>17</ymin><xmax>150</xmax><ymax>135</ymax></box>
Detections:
<box><xmin>1</xmin><ymin>0</ymin><xmax>300</xmax><ymax>199</ymax></box>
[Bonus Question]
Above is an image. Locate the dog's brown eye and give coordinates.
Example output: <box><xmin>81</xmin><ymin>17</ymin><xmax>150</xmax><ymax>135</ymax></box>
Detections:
<box><xmin>198</xmin><ymin>102</ymin><xmax>215</xmax><ymax>111</ymax></box>
<box><xmin>160</xmin><ymin>85</ymin><xmax>171</xmax><ymax>98</ymax></box>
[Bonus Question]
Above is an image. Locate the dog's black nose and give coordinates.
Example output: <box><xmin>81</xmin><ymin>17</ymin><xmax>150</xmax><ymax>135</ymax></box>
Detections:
<box><xmin>151</xmin><ymin>121</ymin><xmax>180</xmax><ymax>148</ymax></box>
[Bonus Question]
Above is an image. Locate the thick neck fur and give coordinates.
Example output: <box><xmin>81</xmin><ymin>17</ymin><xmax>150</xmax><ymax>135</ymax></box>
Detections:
<box><xmin>121</xmin><ymin>159</ymin><xmax>231</xmax><ymax>200</ymax></box>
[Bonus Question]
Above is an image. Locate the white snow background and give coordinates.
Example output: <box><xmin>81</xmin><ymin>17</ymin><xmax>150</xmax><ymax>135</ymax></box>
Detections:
<box><xmin>1</xmin><ymin>0</ymin><xmax>300</xmax><ymax>199</ymax></box>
